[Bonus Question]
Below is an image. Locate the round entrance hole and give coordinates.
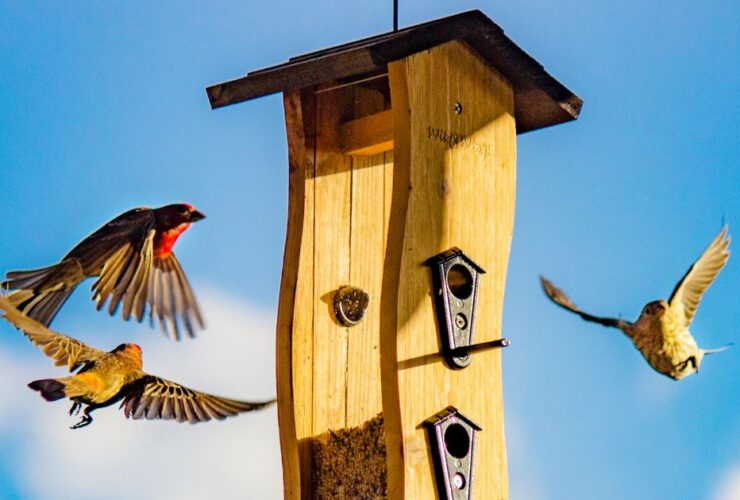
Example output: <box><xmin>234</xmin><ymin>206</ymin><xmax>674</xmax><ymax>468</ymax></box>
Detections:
<box><xmin>444</xmin><ymin>423</ymin><xmax>471</xmax><ymax>459</ymax></box>
<box><xmin>447</xmin><ymin>264</ymin><xmax>473</xmax><ymax>299</ymax></box>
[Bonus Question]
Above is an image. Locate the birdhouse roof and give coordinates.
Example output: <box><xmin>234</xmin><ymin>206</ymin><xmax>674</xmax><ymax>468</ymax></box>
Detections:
<box><xmin>425</xmin><ymin>247</ymin><xmax>486</xmax><ymax>274</ymax></box>
<box><xmin>206</xmin><ymin>10</ymin><xmax>582</xmax><ymax>133</ymax></box>
<box><xmin>424</xmin><ymin>406</ymin><xmax>482</xmax><ymax>431</ymax></box>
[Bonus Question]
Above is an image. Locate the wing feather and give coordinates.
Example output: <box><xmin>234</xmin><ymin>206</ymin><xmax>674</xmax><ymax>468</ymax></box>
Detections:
<box><xmin>669</xmin><ymin>227</ymin><xmax>730</xmax><ymax>327</ymax></box>
<box><xmin>121</xmin><ymin>376</ymin><xmax>275</xmax><ymax>424</ymax></box>
<box><xmin>540</xmin><ymin>277</ymin><xmax>632</xmax><ymax>330</ymax></box>
<box><xmin>0</xmin><ymin>296</ymin><xmax>102</xmax><ymax>371</ymax></box>
<box><xmin>89</xmin><ymin>227</ymin><xmax>203</xmax><ymax>340</ymax></box>
<box><xmin>145</xmin><ymin>254</ymin><xmax>203</xmax><ymax>340</ymax></box>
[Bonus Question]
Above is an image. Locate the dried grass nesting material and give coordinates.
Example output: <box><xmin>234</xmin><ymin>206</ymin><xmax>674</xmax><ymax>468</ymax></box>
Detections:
<box><xmin>312</xmin><ymin>413</ymin><xmax>387</xmax><ymax>499</ymax></box>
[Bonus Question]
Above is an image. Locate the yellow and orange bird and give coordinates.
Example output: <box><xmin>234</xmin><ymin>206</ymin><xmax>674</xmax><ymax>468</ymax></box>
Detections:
<box><xmin>541</xmin><ymin>227</ymin><xmax>731</xmax><ymax>380</ymax></box>
<box><xmin>0</xmin><ymin>296</ymin><xmax>275</xmax><ymax>429</ymax></box>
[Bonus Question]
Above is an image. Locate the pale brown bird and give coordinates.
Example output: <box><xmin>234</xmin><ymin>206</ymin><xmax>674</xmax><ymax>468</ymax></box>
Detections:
<box><xmin>541</xmin><ymin>227</ymin><xmax>731</xmax><ymax>380</ymax></box>
<box><xmin>0</xmin><ymin>296</ymin><xmax>275</xmax><ymax>428</ymax></box>
<box><xmin>2</xmin><ymin>203</ymin><xmax>206</xmax><ymax>340</ymax></box>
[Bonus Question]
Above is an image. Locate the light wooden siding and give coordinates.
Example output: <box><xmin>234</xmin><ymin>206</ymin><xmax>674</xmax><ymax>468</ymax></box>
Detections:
<box><xmin>383</xmin><ymin>40</ymin><xmax>515</xmax><ymax>499</ymax></box>
<box><xmin>279</xmin><ymin>84</ymin><xmax>393</xmax><ymax>499</ymax></box>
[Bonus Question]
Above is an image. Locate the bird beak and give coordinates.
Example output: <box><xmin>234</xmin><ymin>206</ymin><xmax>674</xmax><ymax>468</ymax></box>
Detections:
<box><xmin>189</xmin><ymin>210</ymin><xmax>206</xmax><ymax>222</ymax></box>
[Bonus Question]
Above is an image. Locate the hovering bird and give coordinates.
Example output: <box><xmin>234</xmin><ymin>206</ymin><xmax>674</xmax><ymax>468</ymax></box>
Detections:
<box><xmin>2</xmin><ymin>204</ymin><xmax>205</xmax><ymax>340</ymax></box>
<box><xmin>541</xmin><ymin>227</ymin><xmax>731</xmax><ymax>380</ymax></box>
<box><xmin>0</xmin><ymin>296</ymin><xmax>275</xmax><ymax>428</ymax></box>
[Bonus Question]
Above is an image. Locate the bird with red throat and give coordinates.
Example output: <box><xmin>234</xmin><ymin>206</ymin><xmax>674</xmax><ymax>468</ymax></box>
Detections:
<box><xmin>2</xmin><ymin>203</ymin><xmax>206</xmax><ymax>340</ymax></box>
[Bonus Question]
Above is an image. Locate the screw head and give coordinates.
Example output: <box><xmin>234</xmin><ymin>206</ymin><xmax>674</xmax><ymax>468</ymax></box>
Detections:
<box><xmin>453</xmin><ymin>102</ymin><xmax>463</xmax><ymax>114</ymax></box>
<box><xmin>454</xmin><ymin>313</ymin><xmax>468</xmax><ymax>330</ymax></box>
<box><xmin>452</xmin><ymin>473</ymin><xmax>466</xmax><ymax>489</ymax></box>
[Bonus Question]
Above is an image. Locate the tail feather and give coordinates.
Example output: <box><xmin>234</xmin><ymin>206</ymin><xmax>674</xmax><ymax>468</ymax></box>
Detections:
<box><xmin>4</xmin><ymin>265</ymin><xmax>63</xmax><ymax>290</ymax></box>
<box><xmin>5</xmin><ymin>288</ymin><xmax>74</xmax><ymax>326</ymax></box>
<box><xmin>703</xmin><ymin>343</ymin><xmax>733</xmax><ymax>355</ymax></box>
<box><xmin>2</xmin><ymin>259</ymin><xmax>83</xmax><ymax>326</ymax></box>
<box><xmin>28</xmin><ymin>379</ymin><xmax>67</xmax><ymax>402</ymax></box>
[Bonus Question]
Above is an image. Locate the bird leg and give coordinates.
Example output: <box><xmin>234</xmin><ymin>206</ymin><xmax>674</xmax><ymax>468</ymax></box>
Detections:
<box><xmin>70</xmin><ymin>415</ymin><xmax>92</xmax><ymax>430</ymax></box>
<box><xmin>68</xmin><ymin>401</ymin><xmax>81</xmax><ymax>416</ymax></box>
<box><xmin>688</xmin><ymin>355</ymin><xmax>698</xmax><ymax>373</ymax></box>
<box><xmin>69</xmin><ymin>406</ymin><xmax>97</xmax><ymax>430</ymax></box>
<box><xmin>673</xmin><ymin>356</ymin><xmax>698</xmax><ymax>374</ymax></box>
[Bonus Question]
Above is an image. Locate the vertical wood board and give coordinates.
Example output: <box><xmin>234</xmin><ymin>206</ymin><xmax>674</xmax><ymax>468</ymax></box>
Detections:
<box><xmin>384</xmin><ymin>40</ymin><xmax>516</xmax><ymax>499</ymax></box>
<box><xmin>279</xmin><ymin>83</ymin><xmax>393</xmax><ymax>498</ymax></box>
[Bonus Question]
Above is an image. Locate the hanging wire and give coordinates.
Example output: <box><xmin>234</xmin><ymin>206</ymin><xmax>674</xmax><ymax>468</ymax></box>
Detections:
<box><xmin>393</xmin><ymin>0</ymin><xmax>399</xmax><ymax>31</ymax></box>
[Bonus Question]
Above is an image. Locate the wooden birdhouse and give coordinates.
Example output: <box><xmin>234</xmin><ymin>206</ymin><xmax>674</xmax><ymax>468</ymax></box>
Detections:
<box><xmin>207</xmin><ymin>10</ymin><xmax>581</xmax><ymax>499</ymax></box>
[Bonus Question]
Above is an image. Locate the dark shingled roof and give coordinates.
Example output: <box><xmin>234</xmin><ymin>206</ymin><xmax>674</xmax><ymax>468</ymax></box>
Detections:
<box><xmin>206</xmin><ymin>10</ymin><xmax>582</xmax><ymax>133</ymax></box>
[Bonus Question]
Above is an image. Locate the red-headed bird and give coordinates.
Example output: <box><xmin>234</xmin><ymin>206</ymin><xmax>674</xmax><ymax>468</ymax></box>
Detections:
<box><xmin>2</xmin><ymin>204</ymin><xmax>205</xmax><ymax>340</ymax></box>
<box><xmin>0</xmin><ymin>296</ymin><xmax>275</xmax><ymax>428</ymax></box>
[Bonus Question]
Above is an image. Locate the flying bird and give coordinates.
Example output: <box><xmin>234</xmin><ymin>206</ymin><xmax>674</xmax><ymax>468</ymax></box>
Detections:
<box><xmin>0</xmin><ymin>296</ymin><xmax>275</xmax><ymax>429</ymax></box>
<box><xmin>2</xmin><ymin>204</ymin><xmax>205</xmax><ymax>340</ymax></box>
<box><xmin>541</xmin><ymin>227</ymin><xmax>731</xmax><ymax>380</ymax></box>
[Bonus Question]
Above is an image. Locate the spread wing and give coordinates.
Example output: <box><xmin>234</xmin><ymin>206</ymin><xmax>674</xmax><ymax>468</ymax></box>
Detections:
<box><xmin>120</xmin><ymin>375</ymin><xmax>275</xmax><ymax>423</ymax></box>
<box><xmin>1</xmin><ymin>208</ymin><xmax>155</xmax><ymax>327</ymax></box>
<box><xmin>668</xmin><ymin>227</ymin><xmax>730</xmax><ymax>327</ymax></box>
<box><xmin>91</xmin><ymin>225</ymin><xmax>204</xmax><ymax>341</ymax></box>
<box><xmin>0</xmin><ymin>296</ymin><xmax>102</xmax><ymax>371</ymax></box>
<box><xmin>147</xmin><ymin>253</ymin><xmax>204</xmax><ymax>340</ymax></box>
<box><xmin>540</xmin><ymin>276</ymin><xmax>631</xmax><ymax>330</ymax></box>
<box><xmin>66</xmin><ymin>207</ymin><xmax>156</xmax><ymax>272</ymax></box>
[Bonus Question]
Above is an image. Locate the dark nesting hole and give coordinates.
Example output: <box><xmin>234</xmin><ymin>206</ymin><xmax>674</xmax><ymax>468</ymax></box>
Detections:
<box><xmin>447</xmin><ymin>264</ymin><xmax>473</xmax><ymax>299</ymax></box>
<box><xmin>444</xmin><ymin>423</ymin><xmax>470</xmax><ymax>459</ymax></box>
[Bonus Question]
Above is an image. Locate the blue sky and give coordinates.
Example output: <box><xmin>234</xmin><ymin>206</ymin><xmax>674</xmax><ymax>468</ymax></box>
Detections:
<box><xmin>1</xmin><ymin>1</ymin><xmax>739</xmax><ymax>499</ymax></box>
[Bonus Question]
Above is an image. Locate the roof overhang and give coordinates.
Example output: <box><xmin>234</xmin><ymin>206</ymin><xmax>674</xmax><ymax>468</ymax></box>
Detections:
<box><xmin>206</xmin><ymin>10</ymin><xmax>582</xmax><ymax>133</ymax></box>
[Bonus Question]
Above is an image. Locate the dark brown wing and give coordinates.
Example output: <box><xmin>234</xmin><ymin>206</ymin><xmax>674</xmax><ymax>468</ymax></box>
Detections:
<box><xmin>66</xmin><ymin>208</ymin><xmax>155</xmax><ymax>272</ymax></box>
<box><xmin>0</xmin><ymin>296</ymin><xmax>102</xmax><ymax>371</ymax></box>
<box><xmin>540</xmin><ymin>276</ymin><xmax>631</xmax><ymax>330</ymax></box>
<box><xmin>120</xmin><ymin>375</ymin><xmax>275</xmax><ymax>423</ymax></box>
<box><xmin>91</xmin><ymin>230</ymin><xmax>204</xmax><ymax>340</ymax></box>
<box><xmin>91</xmin><ymin>229</ymin><xmax>155</xmax><ymax>320</ymax></box>
<box><xmin>1</xmin><ymin>208</ymin><xmax>155</xmax><ymax>327</ymax></box>
<box><xmin>147</xmin><ymin>254</ymin><xmax>204</xmax><ymax>340</ymax></box>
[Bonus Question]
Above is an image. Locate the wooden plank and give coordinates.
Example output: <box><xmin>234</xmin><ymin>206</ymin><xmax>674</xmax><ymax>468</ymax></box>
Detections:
<box><xmin>206</xmin><ymin>12</ymin><xmax>482</xmax><ymax>108</ymax></box>
<box><xmin>345</xmin><ymin>151</ymin><xmax>385</xmax><ymax>426</ymax></box>
<box><xmin>345</xmin><ymin>85</ymin><xmax>389</xmax><ymax>428</ymax></box>
<box><xmin>339</xmin><ymin>110</ymin><xmax>394</xmax><ymax>156</ymax></box>
<box><xmin>278</xmin><ymin>88</ymin><xmax>316</xmax><ymax>500</ymax></box>
<box><xmin>381</xmin><ymin>60</ymin><xmax>413</xmax><ymax>500</ymax></box>
<box><xmin>383</xmin><ymin>151</ymin><xmax>394</xmax><ymax>250</ymax></box>
<box><xmin>311</xmin><ymin>88</ymin><xmax>352</xmax><ymax>437</ymax></box>
<box><xmin>384</xmin><ymin>41</ymin><xmax>515</xmax><ymax>499</ymax></box>
<box><xmin>281</xmin><ymin>81</ymin><xmax>395</xmax><ymax>497</ymax></box>
<box><xmin>206</xmin><ymin>10</ymin><xmax>581</xmax><ymax>133</ymax></box>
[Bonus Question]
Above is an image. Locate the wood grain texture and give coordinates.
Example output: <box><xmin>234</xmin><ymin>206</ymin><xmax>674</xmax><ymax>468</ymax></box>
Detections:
<box><xmin>207</xmin><ymin>10</ymin><xmax>582</xmax><ymax>135</ymax></box>
<box><xmin>312</xmin><ymin>86</ymin><xmax>353</xmax><ymax>438</ymax></box>
<box><xmin>381</xmin><ymin>60</ymin><xmax>413</xmax><ymax>500</ymax></box>
<box><xmin>339</xmin><ymin>110</ymin><xmax>394</xmax><ymax>156</ymax></box>
<box><xmin>280</xmin><ymin>41</ymin><xmax>514</xmax><ymax>499</ymax></box>
<box><xmin>382</xmin><ymin>41</ymin><xmax>515</xmax><ymax>499</ymax></box>
<box><xmin>277</xmin><ymin>88</ymin><xmax>315</xmax><ymax>499</ymax></box>
<box><xmin>346</xmin><ymin>151</ymin><xmax>387</xmax><ymax>426</ymax></box>
<box><xmin>280</xmin><ymin>83</ymin><xmax>392</xmax><ymax>498</ymax></box>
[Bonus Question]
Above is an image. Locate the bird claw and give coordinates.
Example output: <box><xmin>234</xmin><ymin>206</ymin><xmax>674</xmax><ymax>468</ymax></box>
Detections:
<box><xmin>674</xmin><ymin>356</ymin><xmax>698</xmax><ymax>374</ymax></box>
<box><xmin>69</xmin><ymin>402</ymin><xmax>81</xmax><ymax>416</ymax></box>
<box><xmin>70</xmin><ymin>415</ymin><xmax>92</xmax><ymax>430</ymax></box>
